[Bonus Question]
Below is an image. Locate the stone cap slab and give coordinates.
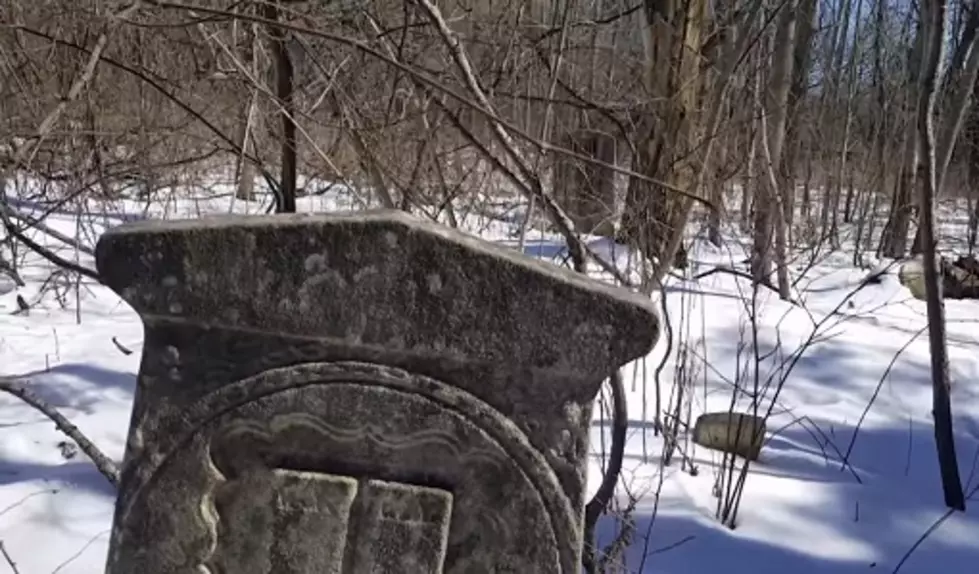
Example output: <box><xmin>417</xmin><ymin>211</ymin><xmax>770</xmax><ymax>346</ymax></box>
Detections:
<box><xmin>95</xmin><ymin>210</ymin><xmax>658</xmax><ymax>380</ymax></box>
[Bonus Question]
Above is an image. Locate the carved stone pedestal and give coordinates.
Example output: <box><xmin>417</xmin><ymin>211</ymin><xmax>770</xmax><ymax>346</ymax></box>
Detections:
<box><xmin>96</xmin><ymin>211</ymin><xmax>658</xmax><ymax>573</ymax></box>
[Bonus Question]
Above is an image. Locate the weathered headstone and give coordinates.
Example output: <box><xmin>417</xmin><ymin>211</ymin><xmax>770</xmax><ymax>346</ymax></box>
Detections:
<box><xmin>553</xmin><ymin>129</ymin><xmax>619</xmax><ymax>237</ymax></box>
<box><xmin>96</xmin><ymin>210</ymin><xmax>658</xmax><ymax>573</ymax></box>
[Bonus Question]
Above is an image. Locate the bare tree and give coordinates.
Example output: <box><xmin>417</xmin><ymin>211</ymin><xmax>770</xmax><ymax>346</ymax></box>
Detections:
<box><xmin>916</xmin><ymin>0</ymin><xmax>966</xmax><ymax>512</ymax></box>
<box><xmin>754</xmin><ymin>0</ymin><xmax>798</xmax><ymax>299</ymax></box>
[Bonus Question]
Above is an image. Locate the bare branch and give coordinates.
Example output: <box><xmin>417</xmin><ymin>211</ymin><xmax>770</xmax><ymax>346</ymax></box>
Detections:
<box><xmin>7</xmin><ymin>1</ymin><xmax>143</xmax><ymax>170</ymax></box>
<box><xmin>2</xmin><ymin>203</ymin><xmax>96</xmax><ymax>257</ymax></box>
<box><xmin>0</xmin><ymin>376</ymin><xmax>119</xmax><ymax>488</ymax></box>
<box><xmin>147</xmin><ymin>0</ymin><xmax>709</xmax><ymax>207</ymax></box>
<box><xmin>0</xmin><ymin>541</ymin><xmax>20</xmax><ymax>574</ymax></box>
<box><xmin>0</xmin><ymin>213</ymin><xmax>99</xmax><ymax>281</ymax></box>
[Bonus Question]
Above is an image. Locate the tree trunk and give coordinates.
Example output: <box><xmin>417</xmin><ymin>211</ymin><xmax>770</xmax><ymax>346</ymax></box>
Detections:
<box><xmin>619</xmin><ymin>0</ymin><xmax>709</xmax><ymax>272</ymax></box>
<box><xmin>912</xmin><ymin>5</ymin><xmax>979</xmax><ymax>258</ymax></box>
<box><xmin>234</xmin><ymin>95</ymin><xmax>257</xmax><ymax>202</ymax></box>
<box><xmin>708</xmin><ymin>169</ymin><xmax>723</xmax><ymax>247</ymax></box>
<box><xmin>882</xmin><ymin>14</ymin><xmax>925</xmax><ymax>258</ymax></box>
<box><xmin>708</xmin><ymin>113</ymin><xmax>728</xmax><ymax>247</ymax></box>
<box><xmin>741</xmin><ymin>120</ymin><xmax>756</xmax><ymax>233</ymax></box>
<box><xmin>800</xmin><ymin>145</ymin><xmax>812</xmax><ymax>223</ymax></box>
<box><xmin>750</xmin><ymin>63</ymin><xmax>772</xmax><ymax>284</ymax></box>
<box><xmin>969</xmin><ymin>196</ymin><xmax>979</xmax><ymax>254</ymax></box>
<box><xmin>916</xmin><ymin>0</ymin><xmax>966</xmax><ymax>512</ymax></box>
<box><xmin>781</xmin><ymin>0</ymin><xmax>817</xmax><ymax>236</ymax></box>
<box><xmin>867</xmin><ymin>0</ymin><xmax>888</xmax><ymax>259</ymax></box>
<box><xmin>911</xmin><ymin>219</ymin><xmax>924</xmax><ymax>255</ymax></box>
<box><xmin>761</xmin><ymin>0</ymin><xmax>799</xmax><ymax>299</ymax></box>
<box><xmin>265</xmin><ymin>0</ymin><xmax>297</xmax><ymax>213</ymax></box>
<box><xmin>842</xmin><ymin>167</ymin><xmax>856</xmax><ymax>223</ymax></box>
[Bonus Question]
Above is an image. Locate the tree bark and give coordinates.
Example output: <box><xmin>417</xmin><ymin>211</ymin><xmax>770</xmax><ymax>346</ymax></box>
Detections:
<box><xmin>620</xmin><ymin>0</ymin><xmax>709</xmax><ymax>272</ymax></box>
<box><xmin>781</xmin><ymin>0</ymin><xmax>817</xmax><ymax>236</ymax></box>
<box><xmin>916</xmin><ymin>0</ymin><xmax>966</xmax><ymax>512</ymax></box>
<box><xmin>264</xmin><ymin>0</ymin><xmax>297</xmax><ymax>213</ymax></box>
<box><xmin>234</xmin><ymin>94</ymin><xmax>257</xmax><ymax>202</ymax></box>
<box><xmin>760</xmin><ymin>0</ymin><xmax>799</xmax><ymax>299</ymax></box>
<box><xmin>882</xmin><ymin>14</ymin><xmax>925</xmax><ymax>258</ymax></box>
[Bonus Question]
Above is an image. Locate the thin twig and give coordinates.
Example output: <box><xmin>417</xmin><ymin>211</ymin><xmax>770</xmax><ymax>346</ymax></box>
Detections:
<box><xmin>111</xmin><ymin>336</ymin><xmax>134</xmax><ymax>356</ymax></box>
<box><xmin>691</xmin><ymin>265</ymin><xmax>794</xmax><ymax>300</ymax></box>
<box><xmin>0</xmin><ymin>541</ymin><xmax>20</xmax><ymax>574</ymax></box>
<box><xmin>891</xmin><ymin>508</ymin><xmax>955</xmax><ymax>573</ymax></box>
<box><xmin>1</xmin><ymin>2</ymin><xmax>142</xmax><ymax>281</ymax></box>
<box><xmin>840</xmin><ymin>325</ymin><xmax>927</xmax><ymax>470</ymax></box>
<box><xmin>1</xmin><ymin>203</ymin><xmax>95</xmax><ymax>257</ymax></box>
<box><xmin>7</xmin><ymin>1</ymin><xmax>143</xmax><ymax>169</ymax></box>
<box><xmin>0</xmin><ymin>377</ymin><xmax>119</xmax><ymax>488</ymax></box>
<box><xmin>0</xmin><ymin>490</ymin><xmax>60</xmax><ymax>519</ymax></box>
<box><xmin>0</xmin><ymin>218</ymin><xmax>98</xmax><ymax>280</ymax></box>
<box><xmin>51</xmin><ymin>529</ymin><xmax>112</xmax><ymax>574</ymax></box>
<box><xmin>648</xmin><ymin>534</ymin><xmax>697</xmax><ymax>555</ymax></box>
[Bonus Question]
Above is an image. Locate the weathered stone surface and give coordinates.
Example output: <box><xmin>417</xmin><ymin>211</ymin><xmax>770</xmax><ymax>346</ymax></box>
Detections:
<box><xmin>96</xmin><ymin>210</ymin><xmax>659</xmax><ymax>573</ymax></box>
<box><xmin>898</xmin><ymin>259</ymin><xmax>926</xmax><ymax>300</ymax></box>
<box><xmin>692</xmin><ymin>412</ymin><xmax>766</xmax><ymax>461</ymax></box>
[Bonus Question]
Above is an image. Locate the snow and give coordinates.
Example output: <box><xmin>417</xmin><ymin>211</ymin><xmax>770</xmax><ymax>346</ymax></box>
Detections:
<box><xmin>2</xmin><ymin>184</ymin><xmax>979</xmax><ymax>573</ymax></box>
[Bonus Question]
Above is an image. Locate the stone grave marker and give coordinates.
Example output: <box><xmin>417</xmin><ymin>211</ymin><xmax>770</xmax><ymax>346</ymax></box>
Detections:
<box><xmin>95</xmin><ymin>210</ymin><xmax>659</xmax><ymax>573</ymax></box>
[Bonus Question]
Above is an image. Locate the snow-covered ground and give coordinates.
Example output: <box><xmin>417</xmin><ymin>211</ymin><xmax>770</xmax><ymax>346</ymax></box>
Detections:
<box><xmin>1</xmin><ymin>184</ymin><xmax>978</xmax><ymax>573</ymax></box>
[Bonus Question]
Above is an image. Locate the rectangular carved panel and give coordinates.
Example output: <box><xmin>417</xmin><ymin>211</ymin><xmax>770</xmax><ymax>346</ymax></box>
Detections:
<box><xmin>211</xmin><ymin>469</ymin><xmax>452</xmax><ymax>574</ymax></box>
<box><xmin>346</xmin><ymin>479</ymin><xmax>454</xmax><ymax>573</ymax></box>
<box><xmin>270</xmin><ymin>470</ymin><xmax>359</xmax><ymax>573</ymax></box>
<box><xmin>210</xmin><ymin>469</ymin><xmax>358</xmax><ymax>574</ymax></box>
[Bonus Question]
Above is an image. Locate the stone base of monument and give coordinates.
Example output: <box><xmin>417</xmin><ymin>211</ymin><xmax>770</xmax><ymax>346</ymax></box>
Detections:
<box><xmin>692</xmin><ymin>412</ymin><xmax>766</xmax><ymax>461</ymax></box>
